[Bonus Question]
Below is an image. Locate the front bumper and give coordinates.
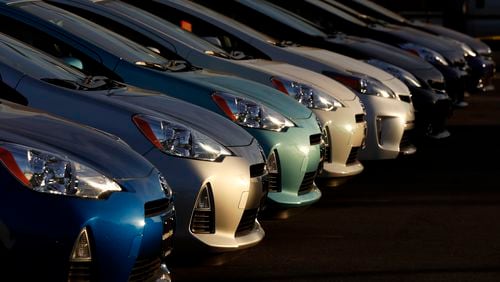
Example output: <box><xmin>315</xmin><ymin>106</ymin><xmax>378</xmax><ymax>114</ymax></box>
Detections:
<box><xmin>144</xmin><ymin>141</ymin><xmax>266</xmax><ymax>253</ymax></box>
<box><xmin>314</xmin><ymin>107</ymin><xmax>366</xmax><ymax>178</ymax></box>
<box><xmin>358</xmin><ymin>95</ymin><xmax>416</xmax><ymax>160</ymax></box>
<box><xmin>247</xmin><ymin>114</ymin><xmax>322</xmax><ymax>208</ymax></box>
<box><xmin>409</xmin><ymin>86</ymin><xmax>452</xmax><ymax>135</ymax></box>
<box><xmin>465</xmin><ymin>55</ymin><xmax>496</xmax><ymax>93</ymax></box>
<box><xmin>0</xmin><ymin>168</ymin><xmax>174</xmax><ymax>281</ymax></box>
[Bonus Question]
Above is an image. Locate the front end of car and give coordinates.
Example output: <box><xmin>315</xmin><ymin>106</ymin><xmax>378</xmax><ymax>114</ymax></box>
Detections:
<box><xmin>325</xmin><ymin>71</ymin><xmax>417</xmax><ymax>160</ymax></box>
<box><xmin>209</xmin><ymin>89</ymin><xmax>323</xmax><ymax>211</ymax></box>
<box><xmin>267</xmin><ymin>72</ymin><xmax>366</xmax><ymax>179</ymax></box>
<box><xmin>364</xmin><ymin>58</ymin><xmax>452</xmax><ymax>137</ymax></box>
<box><xmin>0</xmin><ymin>104</ymin><xmax>174</xmax><ymax>281</ymax></box>
<box><xmin>127</xmin><ymin>101</ymin><xmax>267</xmax><ymax>253</ymax></box>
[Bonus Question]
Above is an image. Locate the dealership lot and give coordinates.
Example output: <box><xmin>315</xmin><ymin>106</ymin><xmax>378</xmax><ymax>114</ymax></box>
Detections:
<box><xmin>171</xmin><ymin>76</ymin><xmax>500</xmax><ymax>281</ymax></box>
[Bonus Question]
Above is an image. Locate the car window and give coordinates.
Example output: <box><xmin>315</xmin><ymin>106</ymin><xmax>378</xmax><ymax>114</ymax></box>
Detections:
<box><xmin>0</xmin><ymin>14</ymin><xmax>121</xmax><ymax>80</ymax></box>
<box><xmin>16</xmin><ymin>1</ymin><xmax>170</xmax><ymax>66</ymax></box>
<box><xmin>0</xmin><ymin>36</ymin><xmax>86</xmax><ymax>81</ymax></box>
<box><xmin>101</xmin><ymin>1</ymin><xmax>231</xmax><ymax>58</ymax></box>
<box><xmin>49</xmin><ymin>3</ymin><xmax>184</xmax><ymax>62</ymax></box>
<box><xmin>145</xmin><ymin>3</ymin><xmax>271</xmax><ymax>60</ymax></box>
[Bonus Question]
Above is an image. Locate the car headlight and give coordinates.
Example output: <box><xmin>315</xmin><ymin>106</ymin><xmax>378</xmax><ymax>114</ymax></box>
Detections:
<box><xmin>324</xmin><ymin>72</ymin><xmax>397</xmax><ymax>99</ymax></box>
<box><xmin>365</xmin><ymin>59</ymin><xmax>422</xmax><ymax>88</ymax></box>
<box><xmin>133</xmin><ymin>114</ymin><xmax>232</xmax><ymax>162</ymax></box>
<box><xmin>270</xmin><ymin>77</ymin><xmax>344</xmax><ymax>111</ymax></box>
<box><xmin>212</xmin><ymin>92</ymin><xmax>296</xmax><ymax>132</ymax></box>
<box><xmin>0</xmin><ymin>142</ymin><xmax>121</xmax><ymax>199</ymax></box>
<box><xmin>400</xmin><ymin>43</ymin><xmax>449</xmax><ymax>66</ymax></box>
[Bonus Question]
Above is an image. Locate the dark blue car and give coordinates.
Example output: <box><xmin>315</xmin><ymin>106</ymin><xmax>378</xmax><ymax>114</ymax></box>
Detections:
<box><xmin>0</xmin><ymin>100</ymin><xmax>174</xmax><ymax>281</ymax></box>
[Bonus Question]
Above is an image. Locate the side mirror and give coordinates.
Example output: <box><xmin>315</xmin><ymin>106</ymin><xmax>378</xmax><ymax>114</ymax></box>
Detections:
<box><xmin>62</xmin><ymin>57</ymin><xmax>83</xmax><ymax>70</ymax></box>
<box><xmin>202</xmin><ymin>36</ymin><xmax>222</xmax><ymax>47</ymax></box>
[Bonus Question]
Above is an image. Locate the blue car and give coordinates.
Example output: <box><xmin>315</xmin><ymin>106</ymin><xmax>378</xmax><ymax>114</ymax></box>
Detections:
<box><xmin>0</xmin><ymin>0</ymin><xmax>323</xmax><ymax>214</ymax></box>
<box><xmin>0</xmin><ymin>32</ymin><xmax>268</xmax><ymax>253</ymax></box>
<box><xmin>0</xmin><ymin>100</ymin><xmax>174</xmax><ymax>281</ymax></box>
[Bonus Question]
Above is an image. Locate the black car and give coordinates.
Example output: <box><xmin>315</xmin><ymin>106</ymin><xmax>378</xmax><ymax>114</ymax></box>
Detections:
<box><xmin>265</xmin><ymin>0</ymin><xmax>472</xmax><ymax>107</ymax></box>
<box><xmin>334</xmin><ymin>0</ymin><xmax>496</xmax><ymax>93</ymax></box>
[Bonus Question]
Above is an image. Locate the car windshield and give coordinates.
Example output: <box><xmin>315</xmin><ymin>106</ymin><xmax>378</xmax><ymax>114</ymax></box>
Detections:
<box><xmin>238</xmin><ymin>0</ymin><xmax>329</xmax><ymax>37</ymax></box>
<box><xmin>0</xmin><ymin>35</ymin><xmax>124</xmax><ymax>91</ymax></box>
<box><xmin>311</xmin><ymin>0</ymin><xmax>369</xmax><ymax>27</ymax></box>
<box><xmin>182</xmin><ymin>0</ymin><xmax>279</xmax><ymax>45</ymax></box>
<box><xmin>0</xmin><ymin>36</ymin><xmax>85</xmax><ymax>81</ymax></box>
<box><xmin>17</xmin><ymin>2</ymin><xmax>170</xmax><ymax>66</ymax></box>
<box><xmin>353</xmin><ymin>0</ymin><xmax>407</xmax><ymax>22</ymax></box>
<box><xmin>102</xmin><ymin>1</ymin><xmax>232</xmax><ymax>59</ymax></box>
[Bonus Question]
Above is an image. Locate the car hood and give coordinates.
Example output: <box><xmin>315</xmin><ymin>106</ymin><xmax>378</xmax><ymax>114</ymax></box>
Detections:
<box><xmin>329</xmin><ymin>34</ymin><xmax>436</xmax><ymax>71</ymax></box>
<box><xmin>180</xmin><ymin>70</ymin><xmax>313</xmax><ymax>120</ymax></box>
<box><xmin>239</xmin><ymin>59</ymin><xmax>358</xmax><ymax>101</ymax></box>
<box><xmin>374</xmin><ymin>24</ymin><xmax>465</xmax><ymax>56</ymax></box>
<box><xmin>0</xmin><ymin>100</ymin><xmax>153</xmax><ymax>179</ymax></box>
<box><xmin>108</xmin><ymin>86</ymin><xmax>254</xmax><ymax>147</ymax></box>
<box><xmin>285</xmin><ymin>46</ymin><xmax>395</xmax><ymax>81</ymax></box>
<box><xmin>413</xmin><ymin>21</ymin><xmax>492</xmax><ymax>55</ymax></box>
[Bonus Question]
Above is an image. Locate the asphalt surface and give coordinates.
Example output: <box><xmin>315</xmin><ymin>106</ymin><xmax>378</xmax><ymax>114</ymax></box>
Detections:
<box><xmin>171</xmin><ymin>76</ymin><xmax>500</xmax><ymax>282</ymax></box>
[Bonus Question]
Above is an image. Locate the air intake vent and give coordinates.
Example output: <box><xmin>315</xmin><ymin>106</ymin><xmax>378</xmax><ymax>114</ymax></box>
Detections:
<box><xmin>399</xmin><ymin>95</ymin><xmax>411</xmax><ymax>103</ymax></box>
<box><xmin>355</xmin><ymin>114</ymin><xmax>365</xmax><ymax>123</ymax></box>
<box><xmin>68</xmin><ymin>261</ymin><xmax>93</xmax><ymax>281</ymax></box>
<box><xmin>236</xmin><ymin>208</ymin><xmax>258</xmax><ymax>235</ymax></box>
<box><xmin>346</xmin><ymin>147</ymin><xmax>360</xmax><ymax>165</ymax></box>
<box><xmin>310</xmin><ymin>133</ymin><xmax>322</xmax><ymax>145</ymax></box>
<box><xmin>298</xmin><ymin>171</ymin><xmax>316</xmax><ymax>195</ymax></box>
<box><xmin>145</xmin><ymin>198</ymin><xmax>170</xmax><ymax>218</ymax></box>
<box><xmin>250</xmin><ymin>163</ymin><xmax>266</xmax><ymax>178</ymax></box>
<box><xmin>129</xmin><ymin>257</ymin><xmax>162</xmax><ymax>282</ymax></box>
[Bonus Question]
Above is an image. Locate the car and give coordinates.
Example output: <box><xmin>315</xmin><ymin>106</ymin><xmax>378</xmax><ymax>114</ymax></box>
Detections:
<box><xmin>267</xmin><ymin>0</ymin><xmax>472</xmax><ymax>106</ymax></box>
<box><xmin>0</xmin><ymin>32</ymin><xmax>268</xmax><ymax>253</ymax></box>
<box><xmin>0</xmin><ymin>1</ymin><xmax>322</xmax><ymax>215</ymax></box>
<box><xmin>194</xmin><ymin>0</ymin><xmax>454</xmax><ymax>141</ymax></box>
<box><xmin>0</xmin><ymin>99</ymin><xmax>174</xmax><ymax>281</ymax></box>
<box><xmin>334</xmin><ymin>0</ymin><xmax>496</xmax><ymax>93</ymax></box>
<box><xmin>49</xmin><ymin>0</ymin><xmax>367</xmax><ymax>180</ymax></box>
<box><xmin>0</xmin><ymin>0</ymin><xmax>323</xmax><ymax>215</ymax></box>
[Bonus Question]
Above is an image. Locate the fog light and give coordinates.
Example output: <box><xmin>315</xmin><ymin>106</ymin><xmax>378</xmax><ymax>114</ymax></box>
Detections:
<box><xmin>266</xmin><ymin>150</ymin><xmax>281</xmax><ymax>192</ymax></box>
<box><xmin>190</xmin><ymin>184</ymin><xmax>215</xmax><ymax>234</ymax></box>
<box><xmin>70</xmin><ymin>228</ymin><xmax>91</xmax><ymax>262</ymax></box>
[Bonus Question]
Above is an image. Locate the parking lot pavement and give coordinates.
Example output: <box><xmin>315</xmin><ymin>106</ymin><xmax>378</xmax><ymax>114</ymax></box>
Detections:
<box><xmin>170</xmin><ymin>77</ymin><xmax>500</xmax><ymax>282</ymax></box>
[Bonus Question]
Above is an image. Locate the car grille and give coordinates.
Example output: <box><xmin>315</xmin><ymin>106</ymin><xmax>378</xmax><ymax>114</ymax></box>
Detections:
<box><xmin>144</xmin><ymin>198</ymin><xmax>170</xmax><ymax>218</ymax></box>
<box><xmin>355</xmin><ymin>113</ymin><xmax>365</xmax><ymax>123</ymax></box>
<box><xmin>399</xmin><ymin>130</ymin><xmax>414</xmax><ymax>151</ymax></box>
<box><xmin>398</xmin><ymin>95</ymin><xmax>412</xmax><ymax>103</ymax></box>
<box><xmin>267</xmin><ymin>172</ymin><xmax>281</xmax><ymax>192</ymax></box>
<box><xmin>190</xmin><ymin>210</ymin><xmax>215</xmax><ymax>234</ymax></box>
<box><xmin>236</xmin><ymin>208</ymin><xmax>258</xmax><ymax>235</ymax></box>
<box><xmin>298</xmin><ymin>171</ymin><xmax>316</xmax><ymax>195</ymax></box>
<box><xmin>309</xmin><ymin>133</ymin><xmax>322</xmax><ymax>145</ymax></box>
<box><xmin>250</xmin><ymin>163</ymin><xmax>266</xmax><ymax>178</ymax></box>
<box><xmin>68</xmin><ymin>261</ymin><xmax>92</xmax><ymax>281</ymax></box>
<box><xmin>346</xmin><ymin>147</ymin><xmax>360</xmax><ymax>165</ymax></box>
<box><xmin>129</xmin><ymin>257</ymin><xmax>162</xmax><ymax>282</ymax></box>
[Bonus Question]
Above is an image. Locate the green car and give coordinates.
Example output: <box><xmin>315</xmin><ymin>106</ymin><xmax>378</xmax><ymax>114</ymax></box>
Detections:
<box><xmin>0</xmin><ymin>1</ymin><xmax>323</xmax><ymax>213</ymax></box>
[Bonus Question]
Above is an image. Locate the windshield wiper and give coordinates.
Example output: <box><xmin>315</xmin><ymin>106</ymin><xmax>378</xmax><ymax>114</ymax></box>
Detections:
<box><xmin>275</xmin><ymin>40</ymin><xmax>301</xmax><ymax>47</ymax></box>
<box><xmin>81</xmin><ymin>76</ymin><xmax>125</xmax><ymax>90</ymax></box>
<box><xmin>41</xmin><ymin>78</ymin><xmax>83</xmax><ymax>90</ymax></box>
